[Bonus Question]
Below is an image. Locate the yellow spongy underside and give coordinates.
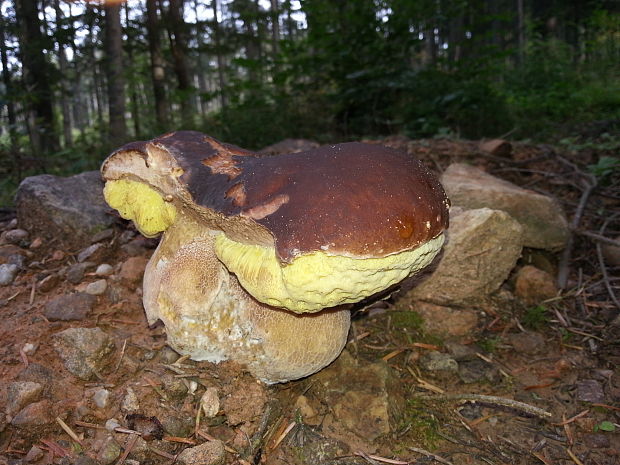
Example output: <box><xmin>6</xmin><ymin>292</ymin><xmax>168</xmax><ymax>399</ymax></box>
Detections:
<box><xmin>103</xmin><ymin>179</ymin><xmax>177</xmax><ymax>237</ymax></box>
<box><xmin>215</xmin><ymin>233</ymin><xmax>445</xmax><ymax>313</ymax></box>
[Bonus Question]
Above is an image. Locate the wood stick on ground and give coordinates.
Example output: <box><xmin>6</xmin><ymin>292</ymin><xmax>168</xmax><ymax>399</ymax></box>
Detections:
<box><xmin>355</xmin><ymin>451</ymin><xmax>409</xmax><ymax>464</ymax></box>
<box><xmin>566</xmin><ymin>447</ymin><xmax>585</xmax><ymax>465</ymax></box>
<box><xmin>55</xmin><ymin>417</ymin><xmax>83</xmax><ymax>446</ymax></box>
<box><xmin>409</xmin><ymin>447</ymin><xmax>454</xmax><ymax>465</ymax></box>
<box><xmin>115</xmin><ymin>433</ymin><xmax>139</xmax><ymax>465</ymax></box>
<box><xmin>596</xmin><ymin>212</ymin><xmax>620</xmax><ymax>309</ymax></box>
<box><xmin>417</xmin><ymin>393</ymin><xmax>552</xmax><ymax>418</ymax></box>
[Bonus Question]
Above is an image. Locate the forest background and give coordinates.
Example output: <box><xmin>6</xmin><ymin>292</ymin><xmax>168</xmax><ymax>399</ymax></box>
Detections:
<box><xmin>0</xmin><ymin>0</ymin><xmax>619</xmax><ymax>207</ymax></box>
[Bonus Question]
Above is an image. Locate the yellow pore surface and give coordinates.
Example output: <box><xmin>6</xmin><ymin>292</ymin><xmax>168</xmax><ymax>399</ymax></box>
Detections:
<box><xmin>215</xmin><ymin>232</ymin><xmax>445</xmax><ymax>313</ymax></box>
<box><xmin>103</xmin><ymin>179</ymin><xmax>177</xmax><ymax>237</ymax></box>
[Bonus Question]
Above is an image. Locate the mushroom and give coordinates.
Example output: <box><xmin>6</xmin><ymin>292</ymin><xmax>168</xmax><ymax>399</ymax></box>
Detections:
<box><xmin>101</xmin><ymin>131</ymin><xmax>449</xmax><ymax>383</ymax></box>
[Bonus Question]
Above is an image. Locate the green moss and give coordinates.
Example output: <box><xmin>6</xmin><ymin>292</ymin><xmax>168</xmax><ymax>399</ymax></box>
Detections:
<box><xmin>523</xmin><ymin>305</ymin><xmax>549</xmax><ymax>330</ymax></box>
<box><xmin>391</xmin><ymin>310</ymin><xmax>424</xmax><ymax>330</ymax></box>
<box><xmin>396</xmin><ymin>398</ymin><xmax>442</xmax><ymax>450</ymax></box>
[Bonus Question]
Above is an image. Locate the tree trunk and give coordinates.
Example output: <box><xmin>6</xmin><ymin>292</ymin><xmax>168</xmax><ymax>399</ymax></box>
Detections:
<box><xmin>166</xmin><ymin>0</ymin><xmax>194</xmax><ymax>127</ymax></box>
<box><xmin>270</xmin><ymin>0</ymin><xmax>280</xmax><ymax>57</ymax></box>
<box><xmin>124</xmin><ymin>2</ymin><xmax>141</xmax><ymax>137</ymax></box>
<box><xmin>146</xmin><ymin>0</ymin><xmax>169</xmax><ymax>131</ymax></box>
<box><xmin>54</xmin><ymin>0</ymin><xmax>73</xmax><ymax>148</ymax></box>
<box><xmin>14</xmin><ymin>0</ymin><xmax>58</xmax><ymax>162</ymax></box>
<box><xmin>103</xmin><ymin>1</ymin><xmax>128</xmax><ymax>147</ymax></box>
<box><xmin>0</xmin><ymin>14</ymin><xmax>20</xmax><ymax>179</ymax></box>
<box><xmin>212</xmin><ymin>0</ymin><xmax>228</xmax><ymax>110</ymax></box>
<box><xmin>516</xmin><ymin>0</ymin><xmax>525</xmax><ymax>66</ymax></box>
<box><xmin>193</xmin><ymin>0</ymin><xmax>209</xmax><ymax>117</ymax></box>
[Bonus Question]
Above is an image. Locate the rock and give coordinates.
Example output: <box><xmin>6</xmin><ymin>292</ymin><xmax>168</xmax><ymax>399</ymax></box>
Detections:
<box><xmin>93</xmin><ymin>389</ymin><xmax>110</xmax><ymax>409</ymax></box>
<box><xmin>601</xmin><ymin>235</ymin><xmax>620</xmax><ymax>266</ymax></box>
<box><xmin>105</xmin><ymin>418</ymin><xmax>120</xmax><ymax>431</ymax></box>
<box><xmin>1</xmin><ymin>229</ymin><xmax>29</xmax><ymax>245</ymax></box>
<box><xmin>584</xmin><ymin>434</ymin><xmax>610</xmax><ymax>449</ymax></box>
<box><xmin>420</xmin><ymin>351</ymin><xmax>458</xmax><ymax>372</ymax></box>
<box><xmin>259</xmin><ymin>138</ymin><xmax>320</xmax><ymax>155</ymax></box>
<box><xmin>38</xmin><ymin>273</ymin><xmax>60</xmax><ymax>292</ymax></box>
<box><xmin>161</xmin><ymin>412</ymin><xmax>194</xmax><ymax>437</ymax></box>
<box><xmin>441</xmin><ymin>163</ymin><xmax>569</xmax><ymax>250</ymax></box>
<box><xmin>121</xmin><ymin>387</ymin><xmax>140</xmax><ymax>413</ymax></box>
<box><xmin>119</xmin><ymin>256</ymin><xmax>149</xmax><ymax>286</ymax></box>
<box><xmin>78</xmin><ymin>243</ymin><xmax>106</xmax><ymax>263</ymax></box>
<box><xmin>176</xmin><ymin>440</ymin><xmax>226</xmax><ymax>465</ymax></box>
<box><xmin>0</xmin><ymin>263</ymin><xmax>19</xmax><ymax>285</ymax></box>
<box><xmin>0</xmin><ymin>244</ymin><xmax>29</xmax><ymax>265</ymax></box>
<box><xmin>479</xmin><ymin>139</ymin><xmax>512</xmax><ymax>157</ymax></box>
<box><xmin>315</xmin><ymin>350</ymin><xmax>404</xmax><ymax>442</ymax></box>
<box><xmin>74</xmin><ymin>457</ymin><xmax>101</xmax><ymax>465</ymax></box>
<box><xmin>408</xmin><ymin>208</ymin><xmax>523</xmax><ymax>305</ymax></box>
<box><xmin>86</xmin><ymin>279</ymin><xmax>108</xmax><ymax>295</ymax></box>
<box><xmin>15</xmin><ymin>171</ymin><xmax>114</xmax><ymax>249</ymax></box>
<box><xmin>11</xmin><ymin>400</ymin><xmax>54</xmax><ymax>427</ymax></box>
<box><xmin>412</xmin><ymin>302</ymin><xmax>479</xmax><ymax>337</ymax></box>
<box><xmin>506</xmin><ymin>332</ymin><xmax>546</xmax><ymax>355</ymax></box>
<box><xmin>95</xmin><ymin>264</ymin><xmax>114</xmax><ymax>277</ymax></box>
<box><xmin>91</xmin><ymin>228</ymin><xmax>114</xmax><ymax>243</ymax></box>
<box><xmin>576</xmin><ymin>379</ymin><xmax>605</xmax><ymax>403</ymax></box>
<box><xmin>94</xmin><ymin>434</ymin><xmax>122</xmax><ymax>465</ymax></box>
<box><xmin>24</xmin><ymin>445</ymin><xmax>45</xmax><ymax>462</ymax></box>
<box><xmin>161</xmin><ymin>373</ymin><xmax>188</xmax><ymax>399</ymax></box>
<box><xmin>53</xmin><ymin>327</ymin><xmax>116</xmax><ymax>380</ymax></box>
<box><xmin>6</xmin><ymin>381</ymin><xmax>43</xmax><ymax>416</ymax></box>
<box><xmin>44</xmin><ymin>293</ymin><xmax>96</xmax><ymax>321</ymax></box>
<box><xmin>66</xmin><ymin>262</ymin><xmax>96</xmax><ymax>284</ymax></box>
<box><xmin>281</xmin><ymin>424</ymin><xmax>350</xmax><ymax>465</ymax></box>
<box><xmin>458</xmin><ymin>359</ymin><xmax>501</xmax><ymax>384</ymax></box>
<box><xmin>514</xmin><ymin>266</ymin><xmax>557</xmax><ymax>305</ymax></box>
<box><xmin>200</xmin><ymin>387</ymin><xmax>220</xmax><ymax>418</ymax></box>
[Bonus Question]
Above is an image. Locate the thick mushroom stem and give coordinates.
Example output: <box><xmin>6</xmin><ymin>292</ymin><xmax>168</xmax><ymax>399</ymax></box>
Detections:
<box><xmin>142</xmin><ymin>214</ymin><xmax>351</xmax><ymax>383</ymax></box>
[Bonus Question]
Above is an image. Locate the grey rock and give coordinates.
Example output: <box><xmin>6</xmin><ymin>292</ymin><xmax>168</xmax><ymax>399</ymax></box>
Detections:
<box><xmin>408</xmin><ymin>208</ymin><xmax>523</xmax><ymax>305</ymax></box>
<box><xmin>1</xmin><ymin>229</ymin><xmax>29</xmax><ymax>245</ymax></box>
<box><xmin>0</xmin><ymin>263</ymin><xmax>19</xmax><ymax>285</ymax></box>
<box><xmin>15</xmin><ymin>171</ymin><xmax>114</xmax><ymax>249</ymax></box>
<box><xmin>93</xmin><ymin>389</ymin><xmax>110</xmax><ymax>409</ymax></box>
<box><xmin>458</xmin><ymin>359</ymin><xmax>501</xmax><ymax>384</ymax></box>
<box><xmin>95</xmin><ymin>434</ymin><xmax>122</xmax><ymax>465</ymax></box>
<box><xmin>78</xmin><ymin>243</ymin><xmax>105</xmax><ymax>263</ymax></box>
<box><xmin>420</xmin><ymin>351</ymin><xmax>458</xmax><ymax>372</ymax></box>
<box><xmin>176</xmin><ymin>440</ymin><xmax>226</xmax><ymax>465</ymax></box>
<box><xmin>11</xmin><ymin>400</ymin><xmax>54</xmax><ymax>427</ymax></box>
<box><xmin>86</xmin><ymin>279</ymin><xmax>107</xmax><ymax>295</ymax></box>
<box><xmin>91</xmin><ymin>228</ymin><xmax>114</xmax><ymax>243</ymax></box>
<box><xmin>66</xmin><ymin>262</ymin><xmax>96</xmax><ymax>284</ymax></box>
<box><xmin>53</xmin><ymin>327</ymin><xmax>116</xmax><ymax>380</ymax></box>
<box><xmin>6</xmin><ymin>381</ymin><xmax>43</xmax><ymax>416</ymax></box>
<box><xmin>507</xmin><ymin>332</ymin><xmax>546</xmax><ymax>354</ymax></box>
<box><xmin>95</xmin><ymin>264</ymin><xmax>114</xmax><ymax>277</ymax></box>
<box><xmin>161</xmin><ymin>412</ymin><xmax>194</xmax><ymax>437</ymax></box>
<box><xmin>441</xmin><ymin>163</ymin><xmax>569</xmax><ymax>250</ymax></box>
<box><xmin>24</xmin><ymin>445</ymin><xmax>45</xmax><ymax>462</ymax></box>
<box><xmin>121</xmin><ymin>387</ymin><xmax>140</xmax><ymax>413</ymax></box>
<box><xmin>576</xmin><ymin>379</ymin><xmax>605</xmax><ymax>403</ymax></box>
<box><xmin>44</xmin><ymin>293</ymin><xmax>96</xmax><ymax>321</ymax></box>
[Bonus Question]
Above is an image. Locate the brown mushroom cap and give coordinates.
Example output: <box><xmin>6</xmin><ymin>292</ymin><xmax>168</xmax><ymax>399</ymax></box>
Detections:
<box><xmin>103</xmin><ymin>131</ymin><xmax>449</xmax><ymax>262</ymax></box>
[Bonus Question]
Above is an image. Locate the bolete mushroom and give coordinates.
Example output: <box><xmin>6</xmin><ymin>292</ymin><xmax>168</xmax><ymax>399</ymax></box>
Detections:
<box><xmin>101</xmin><ymin>131</ymin><xmax>449</xmax><ymax>383</ymax></box>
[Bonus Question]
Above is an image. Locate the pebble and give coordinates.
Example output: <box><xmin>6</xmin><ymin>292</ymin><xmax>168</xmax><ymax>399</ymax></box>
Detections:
<box><xmin>29</xmin><ymin>237</ymin><xmax>43</xmax><ymax>249</ymax></box>
<box><xmin>95</xmin><ymin>434</ymin><xmax>122</xmax><ymax>465</ymax></box>
<box><xmin>176</xmin><ymin>439</ymin><xmax>226</xmax><ymax>465</ymax></box>
<box><xmin>38</xmin><ymin>273</ymin><xmax>60</xmax><ymax>292</ymax></box>
<box><xmin>93</xmin><ymin>389</ymin><xmax>111</xmax><ymax>409</ymax></box>
<box><xmin>120</xmin><ymin>256</ymin><xmax>149</xmax><ymax>286</ymax></box>
<box><xmin>0</xmin><ymin>263</ymin><xmax>19</xmax><ymax>285</ymax></box>
<box><xmin>507</xmin><ymin>331</ymin><xmax>546</xmax><ymax>354</ymax></box>
<box><xmin>96</xmin><ymin>264</ymin><xmax>114</xmax><ymax>277</ymax></box>
<box><xmin>44</xmin><ymin>293</ymin><xmax>96</xmax><ymax>321</ymax></box>
<box><xmin>6</xmin><ymin>381</ymin><xmax>43</xmax><ymax>416</ymax></box>
<box><xmin>576</xmin><ymin>379</ymin><xmax>605</xmax><ymax>403</ymax></box>
<box><xmin>105</xmin><ymin>418</ymin><xmax>121</xmax><ymax>431</ymax></box>
<box><xmin>420</xmin><ymin>351</ymin><xmax>459</xmax><ymax>372</ymax></box>
<box><xmin>24</xmin><ymin>445</ymin><xmax>45</xmax><ymax>462</ymax></box>
<box><xmin>200</xmin><ymin>387</ymin><xmax>220</xmax><ymax>418</ymax></box>
<box><xmin>91</xmin><ymin>228</ymin><xmax>114</xmax><ymax>243</ymax></box>
<box><xmin>78</xmin><ymin>243</ymin><xmax>104</xmax><ymax>263</ymax></box>
<box><xmin>22</xmin><ymin>343</ymin><xmax>38</xmax><ymax>355</ymax></box>
<box><xmin>121</xmin><ymin>387</ymin><xmax>140</xmax><ymax>413</ymax></box>
<box><xmin>53</xmin><ymin>327</ymin><xmax>116</xmax><ymax>380</ymax></box>
<box><xmin>514</xmin><ymin>265</ymin><xmax>558</xmax><ymax>305</ymax></box>
<box><xmin>86</xmin><ymin>279</ymin><xmax>108</xmax><ymax>295</ymax></box>
<box><xmin>11</xmin><ymin>400</ymin><xmax>54</xmax><ymax>427</ymax></box>
<box><xmin>2</xmin><ymin>228</ymin><xmax>29</xmax><ymax>245</ymax></box>
<box><xmin>66</xmin><ymin>261</ymin><xmax>96</xmax><ymax>284</ymax></box>
<box><xmin>601</xmin><ymin>235</ymin><xmax>620</xmax><ymax>266</ymax></box>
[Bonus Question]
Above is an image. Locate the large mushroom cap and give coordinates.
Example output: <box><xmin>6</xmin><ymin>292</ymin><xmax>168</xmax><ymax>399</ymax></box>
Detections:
<box><xmin>102</xmin><ymin>131</ymin><xmax>449</xmax><ymax>312</ymax></box>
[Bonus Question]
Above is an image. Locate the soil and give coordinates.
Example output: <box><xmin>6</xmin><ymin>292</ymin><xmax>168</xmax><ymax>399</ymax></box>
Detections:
<box><xmin>0</xmin><ymin>136</ymin><xmax>618</xmax><ymax>465</ymax></box>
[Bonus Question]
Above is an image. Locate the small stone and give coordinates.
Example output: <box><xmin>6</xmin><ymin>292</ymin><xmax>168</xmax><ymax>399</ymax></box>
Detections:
<box><xmin>420</xmin><ymin>351</ymin><xmax>458</xmax><ymax>372</ymax></box>
<box><xmin>200</xmin><ymin>387</ymin><xmax>220</xmax><ymax>418</ymax></box>
<box><xmin>95</xmin><ymin>434</ymin><xmax>122</xmax><ymax>465</ymax></box>
<box><xmin>51</xmin><ymin>249</ymin><xmax>65</xmax><ymax>261</ymax></box>
<box><xmin>514</xmin><ymin>266</ymin><xmax>558</xmax><ymax>305</ymax></box>
<box><xmin>78</xmin><ymin>243</ymin><xmax>105</xmax><ymax>263</ymax></box>
<box><xmin>95</xmin><ymin>264</ymin><xmax>114</xmax><ymax>277</ymax></box>
<box><xmin>121</xmin><ymin>387</ymin><xmax>140</xmax><ymax>413</ymax></box>
<box><xmin>458</xmin><ymin>359</ymin><xmax>501</xmax><ymax>384</ymax></box>
<box><xmin>601</xmin><ymin>235</ymin><xmax>620</xmax><ymax>266</ymax></box>
<box><xmin>105</xmin><ymin>418</ymin><xmax>120</xmax><ymax>431</ymax></box>
<box><xmin>86</xmin><ymin>279</ymin><xmax>108</xmax><ymax>295</ymax></box>
<box><xmin>413</xmin><ymin>302</ymin><xmax>479</xmax><ymax>337</ymax></box>
<box><xmin>176</xmin><ymin>439</ymin><xmax>226</xmax><ymax>465</ymax></box>
<box><xmin>161</xmin><ymin>412</ymin><xmax>193</xmax><ymax>437</ymax></box>
<box><xmin>584</xmin><ymin>433</ymin><xmax>610</xmax><ymax>449</ymax></box>
<box><xmin>91</xmin><ymin>229</ymin><xmax>114</xmax><ymax>243</ymax></box>
<box><xmin>120</xmin><ymin>256</ymin><xmax>149</xmax><ymax>287</ymax></box>
<box><xmin>24</xmin><ymin>445</ymin><xmax>45</xmax><ymax>462</ymax></box>
<box><xmin>8</xmin><ymin>253</ymin><xmax>26</xmax><ymax>269</ymax></box>
<box><xmin>22</xmin><ymin>343</ymin><xmax>38</xmax><ymax>355</ymax></box>
<box><xmin>2</xmin><ymin>228</ymin><xmax>29</xmax><ymax>245</ymax></box>
<box><xmin>44</xmin><ymin>293</ymin><xmax>96</xmax><ymax>321</ymax></box>
<box><xmin>576</xmin><ymin>379</ymin><xmax>605</xmax><ymax>403</ymax></box>
<box><xmin>66</xmin><ymin>261</ymin><xmax>96</xmax><ymax>284</ymax></box>
<box><xmin>29</xmin><ymin>237</ymin><xmax>43</xmax><ymax>249</ymax></box>
<box><xmin>38</xmin><ymin>273</ymin><xmax>60</xmax><ymax>292</ymax></box>
<box><xmin>0</xmin><ymin>244</ymin><xmax>28</xmax><ymax>265</ymax></box>
<box><xmin>0</xmin><ymin>263</ymin><xmax>19</xmax><ymax>285</ymax></box>
<box><xmin>53</xmin><ymin>327</ymin><xmax>116</xmax><ymax>380</ymax></box>
<box><xmin>294</xmin><ymin>395</ymin><xmax>318</xmax><ymax>423</ymax></box>
<box><xmin>11</xmin><ymin>400</ymin><xmax>54</xmax><ymax>427</ymax></box>
<box><xmin>93</xmin><ymin>389</ymin><xmax>111</xmax><ymax>409</ymax></box>
<box><xmin>159</xmin><ymin>346</ymin><xmax>180</xmax><ymax>364</ymax></box>
<box><xmin>162</xmin><ymin>374</ymin><xmax>188</xmax><ymax>399</ymax></box>
<box><xmin>6</xmin><ymin>381</ymin><xmax>43</xmax><ymax>416</ymax></box>
<box><xmin>507</xmin><ymin>332</ymin><xmax>546</xmax><ymax>354</ymax></box>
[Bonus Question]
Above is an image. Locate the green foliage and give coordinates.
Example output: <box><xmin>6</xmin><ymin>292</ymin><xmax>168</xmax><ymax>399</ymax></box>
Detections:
<box><xmin>390</xmin><ymin>310</ymin><xmax>424</xmax><ymax>331</ymax></box>
<box><xmin>523</xmin><ymin>305</ymin><xmax>549</xmax><ymax>330</ymax></box>
<box><xmin>478</xmin><ymin>336</ymin><xmax>501</xmax><ymax>353</ymax></box>
<box><xmin>588</xmin><ymin>156</ymin><xmax>620</xmax><ymax>181</ymax></box>
<box><xmin>398</xmin><ymin>398</ymin><xmax>441</xmax><ymax>449</ymax></box>
<box><xmin>594</xmin><ymin>421</ymin><xmax>616</xmax><ymax>432</ymax></box>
